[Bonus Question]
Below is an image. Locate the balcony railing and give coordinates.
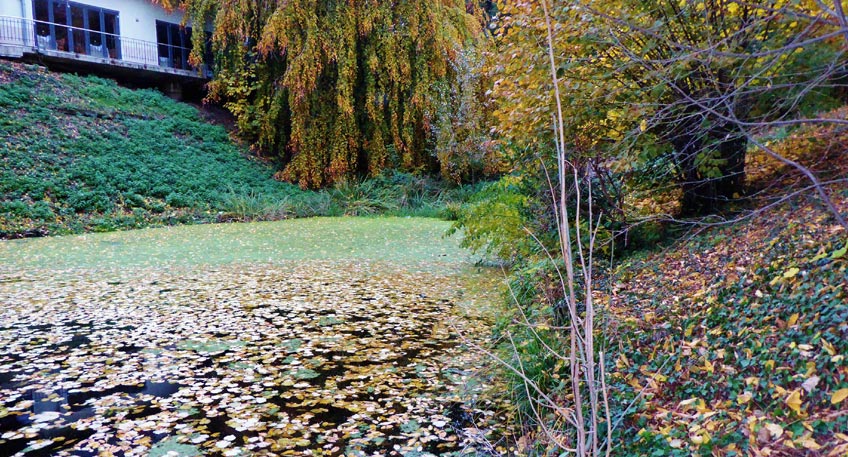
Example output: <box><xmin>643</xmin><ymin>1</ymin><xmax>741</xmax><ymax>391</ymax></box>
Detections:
<box><xmin>0</xmin><ymin>15</ymin><xmax>209</xmax><ymax>77</ymax></box>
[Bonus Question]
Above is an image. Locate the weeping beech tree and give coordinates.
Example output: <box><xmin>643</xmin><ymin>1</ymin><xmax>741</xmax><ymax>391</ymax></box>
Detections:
<box><xmin>160</xmin><ymin>0</ymin><xmax>489</xmax><ymax>188</ymax></box>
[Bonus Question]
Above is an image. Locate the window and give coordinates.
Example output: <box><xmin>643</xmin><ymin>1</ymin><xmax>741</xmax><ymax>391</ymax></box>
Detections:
<box><xmin>156</xmin><ymin>21</ymin><xmax>191</xmax><ymax>70</ymax></box>
<box><xmin>33</xmin><ymin>0</ymin><xmax>120</xmax><ymax>58</ymax></box>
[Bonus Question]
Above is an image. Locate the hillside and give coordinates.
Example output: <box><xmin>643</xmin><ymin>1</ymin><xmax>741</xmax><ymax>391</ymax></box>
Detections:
<box><xmin>604</xmin><ymin>130</ymin><xmax>848</xmax><ymax>454</ymax></box>
<box><xmin>0</xmin><ymin>62</ymin><xmax>310</xmax><ymax>237</ymax></box>
<box><xmin>0</xmin><ymin>62</ymin><xmax>467</xmax><ymax>239</ymax></box>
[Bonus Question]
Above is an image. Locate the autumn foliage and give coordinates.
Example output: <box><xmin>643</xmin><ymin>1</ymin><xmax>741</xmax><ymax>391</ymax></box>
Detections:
<box><xmin>163</xmin><ymin>0</ymin><xmax>492</xmax><ymax>188</ymax></box>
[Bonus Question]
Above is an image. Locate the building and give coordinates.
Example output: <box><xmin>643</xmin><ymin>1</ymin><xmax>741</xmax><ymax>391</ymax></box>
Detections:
<box><xmin>0</xmin><ymin>0</ymin><xmax>209</xmax><ymax>94</ymax></box>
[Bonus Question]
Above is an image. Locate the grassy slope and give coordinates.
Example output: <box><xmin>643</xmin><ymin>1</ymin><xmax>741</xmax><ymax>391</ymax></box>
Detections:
<box><xmin>0</xmin><ymin>62</ymin><xmax>466</xmax><ymax>238</ymax></box>
<box><xmin>0</xmin><ymin>61</ymin><xmax>308</xmax><ymax>237</ymax></box>
<box><xmin>609</xmin><ymin>124</ymin><xmax>848</xmax><ymax>455</ymax></box>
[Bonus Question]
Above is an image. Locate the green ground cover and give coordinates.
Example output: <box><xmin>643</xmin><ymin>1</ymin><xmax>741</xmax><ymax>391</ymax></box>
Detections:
<box><xmin>0</xmin><ymin>63</ymin><xmax>470</xmax><ymax>238</ymax></box>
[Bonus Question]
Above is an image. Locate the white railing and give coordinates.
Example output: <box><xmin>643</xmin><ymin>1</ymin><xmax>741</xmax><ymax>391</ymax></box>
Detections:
<box><xmin>0</xmin><ymin>15</ymin><xmax>202</xmax><ymax>74</ymax></box>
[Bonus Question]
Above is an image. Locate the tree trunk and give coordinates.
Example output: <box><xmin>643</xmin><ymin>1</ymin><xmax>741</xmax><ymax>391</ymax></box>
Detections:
<box><xmin>712</xmin><ymin>124</ymin><xmax>747</xmax><ymax>203</ymax></box>
<box><xmin>672</xmin><ymin>124</ymin><xmax>747</xmax><ymax>216</ymax></box>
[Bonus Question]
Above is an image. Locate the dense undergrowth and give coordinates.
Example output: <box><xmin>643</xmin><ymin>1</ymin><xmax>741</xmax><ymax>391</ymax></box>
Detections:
<box><xmin>608</xmin><ymin>193</ymin><xmax>847</xmax><ymax>455</ymax></box>
<box><xmin>0</xmin><ymin>62</ymin><xmax>475</xmax><ymax>238</ymax></box>
<box><xmin>456</xmin><ymin>121</ymin><xmax>847</xmax><ymax>455</ymax></box>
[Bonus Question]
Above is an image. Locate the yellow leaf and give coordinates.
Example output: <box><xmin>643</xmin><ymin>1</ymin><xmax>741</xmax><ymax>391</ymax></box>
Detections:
<box><xmin>783</xmin><ymin>267</ymin><xmax>800</xmax><ymax>278</ymax></box>
<box><xmin>787</xmin><ymin>313</ymin><xmax>799</xmax><ymax>327</ymax></box>
<box><xmin>679</xmin><ymin>397</ymin><xmax>699</xmax><ymax>408</ymax></box>
<box><xmin>801</xmin><ymin>438</ymin><xmax>821</xmax><ymax>450</ymax></box>
<box><xmin>737</xmin><ymin>391</ymin><xmax>752</xmax><ymax>405</ymax></box>
<box><xmin>832</xmin><ymin>388</ymin><xmax>848</xmax><ymax>405</ymax></box>
<box><xmin>830</xmin><ymin>244</ymin><xmax>846</xmax><ymax>259</ymax></box>
<box><xmin>810</xmin><ymin>251</ymin><xmax>828</xmax><ymax>262</ymax></box>
<box><xmin>639</xmin><ymin>119</ymin><xmax>648</xmax><ymax>132</ymax></box>
<box><xmin>822</xmin><ymin>338</ymin><xmax>836</xmax><ymax>356</ymax></box>
<box><xmin>727</xmin><ymin>2</ymin><xmax>739</xmax><ymax>14</ymax></box>
<box><xmin>785</xmin><ymin>390</ymin><xmax>803</xmax><ymax>415</ymax></box>
<box><xmin>690</xmin><ymin>429</ymin><xmax>711</xmax><ymax>445</ymax></box>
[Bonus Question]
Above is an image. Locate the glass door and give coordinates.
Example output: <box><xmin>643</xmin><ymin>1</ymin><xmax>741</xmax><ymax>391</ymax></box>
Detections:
<box><xmin>32</xmin><ymin>1</ymin><xmax>120</xmax><ymax>58</ymax></box>
<box><xmin>103</xmin><ymin>12</ymin><xmax>118</xmax><ymax>59</ymax></box>
<box><xmin>34</xmin><ymin>1</ymin><xmax>52</xmax><ymax>49</ymax></box>
<box><xmin>87</xmin><ymin>9</ymin><xmax>104</xmax><ymax>57</ymax></box>
<box><xmin>52</xmin><ymin>1</ymin><xmax>68</xmax><ymax>51</ymax></box>
<box><xmin>156</xmin><ymin>21</ymin><xmax>192</xmax><ymax>69</ymax></box>
<box><xmin>70</xmin><ymin>4</ymin><xmax>85</xmax><ymax>54</ymax></box>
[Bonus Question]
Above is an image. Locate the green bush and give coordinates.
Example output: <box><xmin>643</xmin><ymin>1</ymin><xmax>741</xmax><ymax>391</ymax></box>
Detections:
<box><xmin>67</xmin><ymin>191</ymin><xmax>113</xmax><ymax>213</ymax></box>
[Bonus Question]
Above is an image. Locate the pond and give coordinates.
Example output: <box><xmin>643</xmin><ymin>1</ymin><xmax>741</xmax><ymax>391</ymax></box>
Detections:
<box><xmin>0</xmin><ymin>217</ymin><xmax>505</xmax><ymax>456</ymax></box>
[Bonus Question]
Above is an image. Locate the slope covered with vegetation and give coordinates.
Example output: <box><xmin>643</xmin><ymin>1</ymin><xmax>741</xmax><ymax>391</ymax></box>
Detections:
<box><xmin>608</xmin><ymin>193</ymin><xmax>847</xmax><ymax>455</ymax></box>
<box><xmin>473</xmin><ymin>125</ymin><xmax>848</xmax><ymax>455</ymax></box>
<box><xmin>0</xmin><ymin>62</ymin><xmax>300</xmax><ymax>236</ymax></box>
<box><xmin>605</xmin><ymin>121</ymin><xmax>848</xmax><ymax>455</ymax></box>
<box><xmin>0</xmin><ymin>62</ymin><xmax>468</xmax><ymax>238</ymax></box>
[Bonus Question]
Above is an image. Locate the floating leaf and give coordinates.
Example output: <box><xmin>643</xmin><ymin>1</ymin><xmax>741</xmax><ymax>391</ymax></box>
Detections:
<box><xmin>0</xmin><ymin>218</ymin><xmax>502</xmax><ymax>455</ymax></box>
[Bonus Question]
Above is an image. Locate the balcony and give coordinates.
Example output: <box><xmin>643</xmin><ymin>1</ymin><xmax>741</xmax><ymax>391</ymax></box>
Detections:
<box><xmin>0</xmin><ymin>15</ymin><xmax>210</xmax><ymax>80</ymax></box>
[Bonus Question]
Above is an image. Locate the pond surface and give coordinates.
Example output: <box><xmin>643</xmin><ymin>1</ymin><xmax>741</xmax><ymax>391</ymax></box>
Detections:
<box><xmin>0</xmin><ymin>218</ymin><xmax>504</xmax><ymax>456</ymax></box>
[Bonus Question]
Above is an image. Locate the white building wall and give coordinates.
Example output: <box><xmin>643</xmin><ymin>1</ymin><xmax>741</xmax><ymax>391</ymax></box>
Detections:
<box><xmin>0</xmin><ymin>0</ymin><xmax>28</xmax><ymax>19</ymax></box>
<box><xmin>0</xmin><ymin>0</ymin><xmax>33</xmax><ymax>55</ymax></box>
<box><xmin>0</xmin><ymin>0</ymin><xmax>190</xmax><ymax>66</ymax></box>
<box><xmin>70</xmin><ymin>0</ymin><xmax>185</xmax><ymax>44</ymax></box>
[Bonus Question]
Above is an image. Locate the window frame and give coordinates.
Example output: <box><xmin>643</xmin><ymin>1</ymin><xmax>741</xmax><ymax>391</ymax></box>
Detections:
<box><xmin>33</xmin><ymin>0</ymin><xmax>120</xmax><ymax>58</ymax></box>
<box><xmin>156</xmin><ymin>20</ymin><xmax>192</xmax><ymax>70</ymax></box>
